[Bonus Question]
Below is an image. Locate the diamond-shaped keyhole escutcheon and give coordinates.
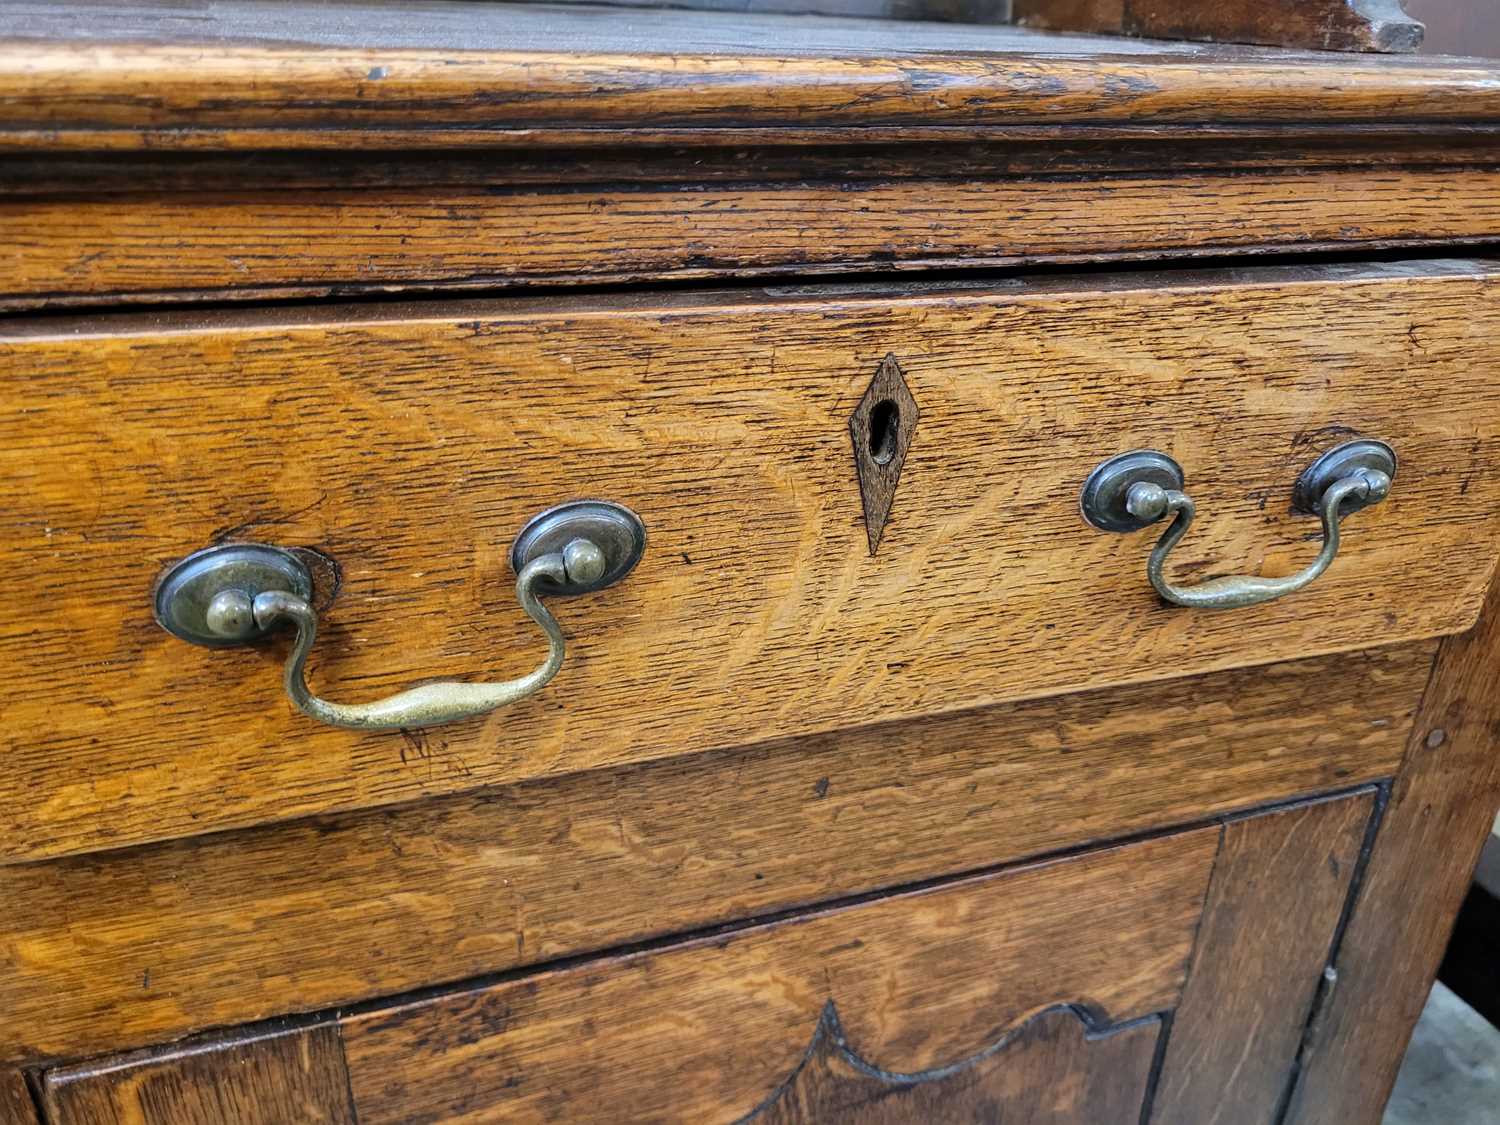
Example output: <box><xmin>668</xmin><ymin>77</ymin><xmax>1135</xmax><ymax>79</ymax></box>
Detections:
<box><xmin>849</xmin><ymin>354</ymin><xmax>920</xmax><ymax>555</ymax></box>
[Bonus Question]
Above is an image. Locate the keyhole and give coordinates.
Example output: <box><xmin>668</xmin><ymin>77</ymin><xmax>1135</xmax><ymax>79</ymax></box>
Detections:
<box><xmin>869</xmin><ymin>399</ymin><xmax>900</xmax><ymax>466</ymax></box>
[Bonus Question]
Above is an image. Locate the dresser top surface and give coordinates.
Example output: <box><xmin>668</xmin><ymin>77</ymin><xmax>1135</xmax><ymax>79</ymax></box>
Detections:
<box><xmin>0</xmin><ymin>0</ymin><xmax>1477</xmax><ymax>61</ymax></box>
<box><xmin>4</xmin><ymin>0</ymin><xmax>1500</xmax><ymax>152</ymax></box>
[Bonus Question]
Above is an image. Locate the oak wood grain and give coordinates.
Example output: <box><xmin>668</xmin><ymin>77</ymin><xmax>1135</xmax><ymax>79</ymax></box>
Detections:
<box><xmin>753</xmin><ymin>1005</ymin><xmax>1160</xmax><ymax>1123</ymax></box>
<box><xmin>0</xmin><ymin>1073</ymin><xmax>36</xmax><ymax>1125</ymax></box>
<box><xmin>338</xmin><ymin>829</ymin><xmax>1215</xmax><ymax>1122</ymax></box>
<box><xmin>1132</xmin><ymin>0</ymin><xmax>1423</xmax><ymax>53</ymax></box>
<box><xmin>8</xmin><ymin>167</ymin><xmax>1500</xmax><ymax>305</ymax></box>
<box><xmin>3</xmin><ymin>262</ymin><xmax>1496</xmax><ymax>862</ymax></box>
<box><xmin>41</xmin><ymin>1023</ymin><xmax>354</xmax><ymax>1125</ymax></box>
<box><xmin>11</xmin><ymin>134</ymin><xmax>1500</xmax><ymax>199</ymax></box>
<box><xmin>1</xmin><ymin>4</ymin><xmax>1499</xmax><ymax>152</ymax></box>
<box><xmin>1016</xmin><ymin>0</ymin><xmax>1423</xmax><ymax>52</ymax></box>
<box><xmin>0</xmin><ymin>643</ymin><xmax>1427</xmax><ymax>1064</ymax></box>
<box><xmin>1285</xmin><ymin>578</ymin><xmax>1500</xmax><ymax>1123</ymax></box>
<box><xmin>1151</xmin><ymin>790</ymin><xmax>1376</xmax><ymax>1124</ymax></box>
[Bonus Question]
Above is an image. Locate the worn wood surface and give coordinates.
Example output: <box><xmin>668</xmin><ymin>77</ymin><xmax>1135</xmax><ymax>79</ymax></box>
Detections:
<box><xmin>8</xmin><ymin>167</ymin><xmax>1500</xmax><ymax>306</ymax></box>
<box><xmin>510</xmin><ymin>0</ymin><xmax>1017</xmax><ymax>23</ymax></box>
<box><xmin>3</xmin><ymin>262</ymin><xmax>1496</xmax><ymax>862</ymax></box>
<box><xmin>0</xmin><ymin>642</ymin><xmax>1426</xmax><ymax>1064</ymax></box>
<box><xmin>10</xmin><ymin>133</ymin><xmax>1500</xmax><ymax>199</ymax></box>
<box><xmin>1</xmin><ymin>3</ymin><xmax>1499</xmax><ymax>151</ymax></box>
<box><xmin>339</xmin><ymin>829</ymin><xmax>1213</xmax><ymax>1122</ymax></box>
<box><xmin>1285</xmin><ymin>579</ymin><xmax>1500</xmax><ymax>1123</ymax></box>
<box><xmin>1151</xmin><ymin>791</ymin><xmax>1376</xmax><ymax>1124</ymax></box>
<box><xmin>753</xmin><ymin>1005</ymin><xmax>1160</xmax><ymax>1123</ymax></box>
<box><xmin>0</xmin><ymin>1074</ymin><xmax>35</xmax><ymax>1125</ymax></box>
<box><xmin>1016</xmin><ymin>0</ymin><xmax>1423</xmax><ymax>52</ymax></box>
<box><xmin>41</xmin><ymin>1023</ymin><xmax>354</xmax><ymax>1125</ymax></box>
<box><xmin>1132</xmin><ymin>0</ymin><xmax>1423</xmax><ymax>53</ymax></box>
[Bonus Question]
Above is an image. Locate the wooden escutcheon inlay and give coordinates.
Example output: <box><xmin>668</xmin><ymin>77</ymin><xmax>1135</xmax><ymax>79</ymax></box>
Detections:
<box><xmin>848</xmin><ymin>353</ymin><xmax>919</xmax><ymax>555</ymax></box>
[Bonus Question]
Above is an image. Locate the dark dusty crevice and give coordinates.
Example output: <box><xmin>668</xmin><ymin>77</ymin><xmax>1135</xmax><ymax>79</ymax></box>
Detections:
<box><xmin>1137</xmin><ymin>1009</ymin><xmax>1176</xmax><ymax>1125</ymax></box>
<box><xmin>22</xmin><ymin>1068</ymin><xmax>47</xmax><ymax>1125</ymax></box>
<box><xmin>9</xmin><ymin>155</ymin><xmax>1500</xmax><ymax>201</ymax></box>
<box><xmin>4</xmin><ymin>238</ymin><xmax>1499</xmax><ymax>323</ymax></box>
<box><xmin>1272</xmin><ymin>777</ymin><xmax>1399</xmax><ymax>1123</ymax></box>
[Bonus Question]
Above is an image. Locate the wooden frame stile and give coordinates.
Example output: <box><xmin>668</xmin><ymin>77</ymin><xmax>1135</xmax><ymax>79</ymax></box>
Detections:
<box><xmin>1150</xmin><ymin>792</ymin><xmax>1378</xmax><ymax>1123</ymax></box>
<box><xmin>1283</xmin><ymin>574</ymin><xmax>1500</xmax><ymax>1121</ymax></box>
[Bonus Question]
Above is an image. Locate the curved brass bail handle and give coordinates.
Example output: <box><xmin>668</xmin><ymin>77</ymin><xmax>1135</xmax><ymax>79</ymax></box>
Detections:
<box><xmin>1080</xmin><ymin>440</ymin><xmax>1397</xmax><ymax>612</ymax></box>
<box><xmin>252</xmin><ymin>550</ymin><xmax>578</xmax><ymax>731</ymax></box>
<box><xmin>152</xmin><ymin>500</ymin><xmax>648</xmax><ymax>732</ymax></box>
<box><xmin>1132</xmin><ymin>470</ymin><xmax>1389</xmax><ymax>610</ymax></box>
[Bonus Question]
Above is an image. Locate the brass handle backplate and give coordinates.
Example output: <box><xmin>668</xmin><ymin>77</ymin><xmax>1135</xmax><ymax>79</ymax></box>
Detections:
<box><xmin>154</xmin><ymin>500</ymin><xmax>646</xmax><ymax>731</ymax></box>
<box><xmin>1080</xmin><ymin>439</ymin><xmax>1396</xmax><ymax>610</ymax></box>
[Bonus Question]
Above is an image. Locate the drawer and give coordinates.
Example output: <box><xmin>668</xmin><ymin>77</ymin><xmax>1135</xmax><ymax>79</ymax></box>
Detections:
<box><xmin>36</xmin><ymin>791</ymin><xmax>1376</xmax><ymax>1123</ymax></box>
<box><xmin>4</xmin><ymin>259</ymin><xmax>1499</xmax><ymax>860</ymax></box>
<box><xmin>10</xmin><ymin>170</ymin><xmax>1500</xmax><ymax>310</ymax></box>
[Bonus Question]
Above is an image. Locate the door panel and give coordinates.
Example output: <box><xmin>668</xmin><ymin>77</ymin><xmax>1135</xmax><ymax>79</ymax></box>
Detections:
<box><xmin>337</xmin><ymin>830</ymin><xmax>1216</xmax><ymax>1122</ymax></box>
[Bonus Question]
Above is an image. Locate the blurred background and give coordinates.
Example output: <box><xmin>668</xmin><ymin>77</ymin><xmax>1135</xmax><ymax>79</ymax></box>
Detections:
<box><xmin>1410</xmin><ymin>0</ymin><xmax>1500</xmax><ymax>56</ymax></box>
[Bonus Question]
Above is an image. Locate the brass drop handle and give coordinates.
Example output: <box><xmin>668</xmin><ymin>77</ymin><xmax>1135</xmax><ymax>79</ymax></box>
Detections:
<box><xmin>1081</xmin><ymin>440</ymin><xmax>1396</xmax><ymax>610</ymax></box>
<box><xmin>154</xmin><ymin>501</ymin><xmax>646</xmax><ymax>731</ymax></box>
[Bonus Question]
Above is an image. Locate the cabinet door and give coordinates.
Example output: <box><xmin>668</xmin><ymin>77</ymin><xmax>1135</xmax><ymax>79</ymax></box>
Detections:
<box><xmin>39</xmin><ymin>791</ymin><xmax>1378</xmax><ymax>1123</ymax></box>
<box><xmin>42</xmin><ymin>827</ymin><xmax>1215</xmax><ymax>1123</ymax></box>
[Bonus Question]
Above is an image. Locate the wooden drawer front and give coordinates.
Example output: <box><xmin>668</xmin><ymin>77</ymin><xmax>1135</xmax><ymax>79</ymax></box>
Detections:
<box><xmin>9</xmin><ymin>169</ymin><xmax>1500</xmax><ymax>310</ymax></box>
<box><xmin>37</xmin><ymin>792</ymin><xmax>1377</xmax><ymax>1123</ymax></box>
<box><xmin>4</xmin><ymin>260</ymin><xmax>1499</xmax><ymax>861</ymax></box>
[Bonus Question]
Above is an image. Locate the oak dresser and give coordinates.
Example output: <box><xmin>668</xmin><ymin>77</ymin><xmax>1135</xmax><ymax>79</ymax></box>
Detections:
<box><xmin>3</xmin><ymin>2</ymin><xmax>1500</xmax><ymax>1122</ymax></box>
